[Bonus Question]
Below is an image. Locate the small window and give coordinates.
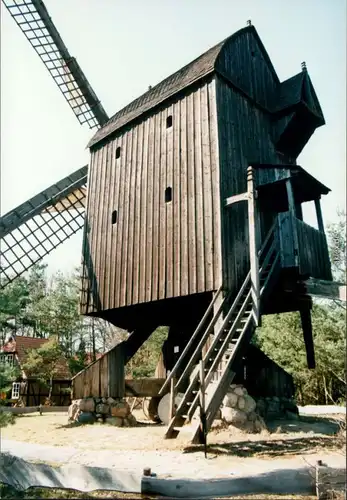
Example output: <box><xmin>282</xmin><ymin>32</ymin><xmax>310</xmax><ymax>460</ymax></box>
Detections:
<box><xmin>116</xmin><ymin>147</ymin><xmax>121</xmax><ymax>159</ymax></box>
<box><xmin>165</xmin><ymin>187</ymin><xmax>172</xmax><ymax>203</ymax></box>
<box><xmin>0</xmin><ymin>354</ymin><xmax>13</xmax><ymax>366</ymax></box>
<box><xmin>174</xmin><ymin>346</ymin><xmax>179</xmax><ymax>353</ymax></box>
<box><xmin>111</xmin><ymin>210</ymin><xmax>118</xmax><ymax>224</ymax></box>
<box><xmin>11</xmin><ymin>382</ymin><xmax>20</xmax><ymax>400</ymax></box>
<box><xmin>166</xmin><ymin>115</ymin><xmax>173</xmax><ymax>128</ymax></box>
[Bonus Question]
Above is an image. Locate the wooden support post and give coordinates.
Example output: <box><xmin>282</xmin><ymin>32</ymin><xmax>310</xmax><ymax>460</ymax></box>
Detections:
<box><xmin>314</xmin><ymin>198</ymin><xmax>325</xmax><ymax>233</ymax></box>
<box><xmin>247</xmin><ymin>166</ymin><xmax>260</xmax><ymax>324</ymax></box>
<box><xmin>286</xmin><ymin>178</ymin><xmax>300</xmax><ymax>267</ymax></box>
<box><xmin>199</xmin><ymin>359</ymin><xmax>207</xmax><ymax>457</ymax></box>
<box><xmin>169</xmin><ymin>377</ymin><xmax>176</xmax><ymax>420</ymax></box>
<box><xmin>300</xmin><ymin>307</ymin><xmax>316</xmax><ymax>369</ymax></box>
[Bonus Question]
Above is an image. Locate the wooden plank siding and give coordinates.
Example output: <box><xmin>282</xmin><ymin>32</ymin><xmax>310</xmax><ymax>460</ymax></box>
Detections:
<box><xmin>81</xmin><ymin>80</ymin><xmax>222</xmax><ymax>315</ymax></box>
<box><xmin>215</xmin><ymin>76</ymin><xmax>293</xmax><ymax>294</ymax></box>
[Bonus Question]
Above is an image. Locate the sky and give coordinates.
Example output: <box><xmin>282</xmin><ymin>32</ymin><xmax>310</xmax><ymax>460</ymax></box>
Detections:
<box><xmin>1</xmin><ymin>0</ymin><xmax>346</xmax><ymax>277</ymax></box>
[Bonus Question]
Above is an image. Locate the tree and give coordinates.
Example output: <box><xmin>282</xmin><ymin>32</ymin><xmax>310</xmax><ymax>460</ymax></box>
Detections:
<box><xmin>0</xmin><ymin>363</ymin><xmax>20</xmax><ymax>427</ymax></box>
<box><xmin>327</xmin><ymin>209</ymin><xmax>346</xmax><ymax>284</ymax></box>
<box><xmin>69</xmin><ymin>338</ymin><xmax>88</xmax><ymax>376</ymax></box>
<box><xmin>255</xmin><ymin>303</ymin><xmax>346</xmax><ymax>405</ymax></box>
<box><xmin>21</xmin><ymin>336</ymin><xmax>65</xmax><ymax>403</ymax></box>
<box><xmin>126</xmin><ymin>326</ymin><xmax>168</xmax><ymax>378</ymax></box>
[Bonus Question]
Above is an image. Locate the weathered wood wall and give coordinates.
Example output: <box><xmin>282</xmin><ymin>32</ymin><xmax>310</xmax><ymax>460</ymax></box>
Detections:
<box><xmin>234</xmin><ymin>345</ymin><xmax>295</xmax><ymax>399</ymax></box>
<box><xmin>216</xmin><ymin>79</ymin><xmax>291</xmax><ymax>293</ymax></box>
<box><xmin>81</xmin><ymin>79</ymin><xmax>222</xmax><ymax>315</ymax></box>
<box><xmin>72</xmin><ymin>344</ymin><xmax>125</xmax><ymax>399</ymax></box>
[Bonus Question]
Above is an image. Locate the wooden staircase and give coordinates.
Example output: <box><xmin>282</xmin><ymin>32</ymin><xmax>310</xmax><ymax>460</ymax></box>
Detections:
<box><xmin>158</xmin><ymin>220</ymin><xmax>280</xmax><ymax>443</ymax></box>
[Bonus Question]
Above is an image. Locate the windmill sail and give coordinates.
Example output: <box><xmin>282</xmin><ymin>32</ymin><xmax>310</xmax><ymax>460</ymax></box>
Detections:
<box><xmin>0</xmin><ymin>166</ymin><xmax>88</xmax><ymax>288</ymax></box>
<box><xmin>2</xmin><ymin>0</ymin><xmax>109</xmax><ymax>129</ymax></box>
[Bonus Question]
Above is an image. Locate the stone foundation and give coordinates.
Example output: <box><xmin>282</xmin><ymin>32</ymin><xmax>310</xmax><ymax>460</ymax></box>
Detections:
<box><xmin>68</xmin><ymin>397</ymin><xmax>137</xmax><ymax>427</ymax></box>
<box><xmin>255</xmin><ymin>395</ymin><xmax>299</xmax><ymax>420</ymax></box>
<box><xmin>211</xmin><ymin>384</ymin><xmax>299</xmax><ymax>433</ymax></box>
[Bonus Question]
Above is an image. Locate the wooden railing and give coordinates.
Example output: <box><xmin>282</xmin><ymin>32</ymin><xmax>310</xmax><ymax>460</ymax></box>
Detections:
<box><xmin>278</xmin><ymin>212</ymin><xmax>332</xmax><ymax>281</ymax></box>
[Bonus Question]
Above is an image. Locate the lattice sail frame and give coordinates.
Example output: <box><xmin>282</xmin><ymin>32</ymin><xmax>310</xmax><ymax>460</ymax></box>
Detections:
<box><xmin>2</xmin><ymin>0</ymin><xmax>109</xmax><ymax>129</ymax></box>
<box><xmin>0</xmin><ymin>166</ymin><xmax>88</xmax><ymax>287</ymax></box>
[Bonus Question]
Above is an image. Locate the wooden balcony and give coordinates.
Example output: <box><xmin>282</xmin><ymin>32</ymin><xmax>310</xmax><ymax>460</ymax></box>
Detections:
<box><xmin>278</xmin><ymin>212</ymin><xmax>332</xmax><ymax>281</ymax></box>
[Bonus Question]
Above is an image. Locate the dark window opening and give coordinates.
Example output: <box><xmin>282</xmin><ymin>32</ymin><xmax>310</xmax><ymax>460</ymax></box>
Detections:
<box><xmin>251</xmin><ymin>50</ymin><xmax>255</xmax><ymax>57</ymax></box>
<box><xmin>116</xmin><ymin>147</ymin><xmax>121</xmax><ymax>159</ymax></box>
<box><xmin>111</xmin><ymin>210</ymin><xmax>118</xmax><ymax>224</ymax></box>
<box><xmin>165</xmin><ymin>187</ymin><xmax>172</xmax><ymax>203</ymax></box>
<box><xmin>166</xmin><ymin>115</ymin><xmax>173</xmax><ymax>128</ymax></box>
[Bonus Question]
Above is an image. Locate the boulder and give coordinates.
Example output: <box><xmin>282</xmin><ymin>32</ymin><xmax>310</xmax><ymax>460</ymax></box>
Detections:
<box><xmin>223</xmin><ymin>392</ymin><xmax>238</xmax><ymax>408</ymax></box>
<box><xmin>95</xmin><ymin>403</ymin><xmax>109</xmax><ymax>415</ymax></box>
<box><xmin>77</xmin><ymin>411</ymin><xmax>96</xmax><ymax>424</ymax></box>
<box><xmin>237</xmin><ymin>396</ymin><xmax>245</xmax><ymax>410</ymax></box>
<box><xmin>110</xmin><ymin>400</ymin><xmax>130</xmax><ymax>418</ymax></box>
<box><xmin>107</xmin><ymin>397</ymin><xmax>117</xmax><ymax>405</ymax></box>
<box><xmin>243</xmin><ymin>394</ymin><xmax>256</xmax><ymax>414</ymax></box>
<box><xmin>247</xmin><ymin>411</ymin><xmax>257</xmax><ymax>422</ymax></box>
<box><xmin>105</xmin><ymin>416</ymin><xmax>123</xmax><ymax>427</ymax></box>
<box><xmin>77</xmin><ymin>398</ymin><xmax>95</xmax><ymax>413</ymax></box>
<box><xmin>68</xmin><ymin>402</ymin><xmax>79</xmax><ymax>422</ymax></box>
<box><xmin>221</xmin><ymin>407</ymin><xmax>247</xmax><ymax>425</ymax></box>
<box><xmin>211</xmin><ymin>419</ymin><xmax>224</xmax><ymax>430</ymax></box>
<box><xmin>125</xmin><ymin>414</ymin><xmax>137</xmax><ymax>427</ymax></box>
<box><xmin>234</xmin><ymin>386</ymin><xmax>246</xmax><ymax>396</ymax></box>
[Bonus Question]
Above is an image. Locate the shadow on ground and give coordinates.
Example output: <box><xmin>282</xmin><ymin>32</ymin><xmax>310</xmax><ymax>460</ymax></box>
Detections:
<box><xmin>183</xmin><ymin>435</ymin><xmax>337</xmax><ymax>458</ymax></box>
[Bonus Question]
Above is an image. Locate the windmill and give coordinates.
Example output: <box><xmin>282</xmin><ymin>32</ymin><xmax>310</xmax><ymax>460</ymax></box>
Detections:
<box><xmin>0</xmin><ymin>0</ymin><xmax>108</xmax><ymax>287</ymax></box>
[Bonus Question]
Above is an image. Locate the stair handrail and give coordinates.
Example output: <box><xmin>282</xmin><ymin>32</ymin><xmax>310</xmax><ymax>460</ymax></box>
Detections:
<box><xmin>158</xmin><ymin>285</ymin><xmax>224</xmax><ymax>396</ymax></box>
<box><xmin>186</xmin><ymin>228</ymin><xmax>279</xmax><ymax>420</ymax></box>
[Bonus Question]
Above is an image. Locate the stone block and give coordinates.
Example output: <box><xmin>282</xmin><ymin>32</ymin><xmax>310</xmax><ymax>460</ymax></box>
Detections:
<box><xmin>243</xmin><ymin>394</ymin><xmax>256</xmax><ymax>414</ymax></box>
<box><xmin>222</xmin><ymin>407</ymin><xmax>247</xmax><ymax>425</ymax></box>
<box><xmin>77</xmin><ymin>398</ymin><xmax>95</xmax><ymax>413</ymax></box>
<box><xmin>126</xmin><ymin>414</ymin><xmax>137</xmax><ymax>427</ymax></box>
<box><xmin>110</xmin><ymin>400</ymin><xmax>130</xmax><ymax>418</ymax></box>
<box><xmin>77</xmin><ymin>412</ymin><xmax>96</xmax><ymax>424</ymax></box>
<box><xmin>237</xmin><ymin>396</ymin><xmax>246</xmax><ymax>410</ymax></box>
<box><xmin>223</xmin><ymin>392</ymin><xmax>238</xmax><ymax>408</ymax></box>
<box><xmin>95</xmin><ymin>403</ymin><xmax>109</xmax><ymax>415</ymax></box>
<box><xmin>234</xmin><ymin>387</ymin><xmax>245</xmax><ymax>396</ymax></box>
<box><xmin>105</xmin><ymin>416</ymin><xmax>123</xmax><ymax>427</ymax></box>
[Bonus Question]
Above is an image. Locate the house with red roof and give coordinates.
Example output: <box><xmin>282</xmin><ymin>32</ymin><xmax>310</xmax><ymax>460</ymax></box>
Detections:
<box><xmin>0</xmin><ymin>334</ymin><xmax>71</xmax><ymax>406</ymax></box>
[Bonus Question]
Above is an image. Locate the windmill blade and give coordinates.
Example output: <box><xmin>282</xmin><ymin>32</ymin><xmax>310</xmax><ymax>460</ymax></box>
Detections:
<box><xmin>2</xmin><ymin>0</ymin><xmax>109</xmax><ymax>129</ymax></box>
<box><xmin>0</xmin><ymin>166</ymin><xmax>88</xmax><ymax>288</ymax></box>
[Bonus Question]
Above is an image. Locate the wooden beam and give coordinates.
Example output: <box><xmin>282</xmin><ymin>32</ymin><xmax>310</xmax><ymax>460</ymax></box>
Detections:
<box><xmin>305</xmin><ymin>278</ymin><xmax>346</xmax><ymax>301</ymax></box>
<box><xmin>247</xmin><ymin>166</ymin><xmax>260</xmax><ymax>323</ymax></box>
<box><xmin>314</xmin><ymin>198</ymin><xmax>325</xmax><ymax>233</ymax></box>
<box><xmin>300</xmin><ymin>308</ymin><xmax>315</xmax><ymax>369</ymax></box>
<box><xmin>224</xmin><ymin>192</ymin><xmax>248</xmax><ymax>207</ymax></box>
<box><xmin>286</xmin><ymin>178</ymin><xmax>299</xmax><ymax>267</ymax></box>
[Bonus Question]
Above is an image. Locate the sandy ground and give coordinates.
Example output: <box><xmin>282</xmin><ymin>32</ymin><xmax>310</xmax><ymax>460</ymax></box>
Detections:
<box><xmin>2</xmin><ymin>408</ymin><xmax>345</xmax><ymax>458</ymax></box>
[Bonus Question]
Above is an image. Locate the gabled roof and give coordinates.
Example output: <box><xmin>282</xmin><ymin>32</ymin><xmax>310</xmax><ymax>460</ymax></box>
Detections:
<box><xmin>272</xmin><ymin>71</ymin><xmax>325</xmax><ymax>123</ymax></box>
<box><xmin>88</xmin><ymin>25</ymin><xmax>279</xmax><ymax>148</ymax></box>
<box><xmin>1</xmin><ymin>335</ymin><xmax>71</xmax><ymax>380</ymax></box>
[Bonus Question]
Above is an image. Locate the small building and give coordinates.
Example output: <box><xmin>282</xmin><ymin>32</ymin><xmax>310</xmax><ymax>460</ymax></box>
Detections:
<box><xmin>0</xmin><ymin>335</ymin><xmax>71</xmax><ymax>406</ymax></box>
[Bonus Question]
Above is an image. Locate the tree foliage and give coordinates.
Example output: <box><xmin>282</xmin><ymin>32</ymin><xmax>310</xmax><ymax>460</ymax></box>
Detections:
<box><xmin>327</xmin><ymin>209</ymin><xmax>346</xmax><ymax>284</ymax></box>
<box><xmin>126</xmin><ymin>326</ymin><xmax>168</xmax><ymax>378</ymax></box>
<box><xmin>21</xmin><ymin>336</ymin><xmax>65</xmax><ymax>404</ymax></box>
<box><xmin>255</xmin><ymin>303</ymin><xmax>346</xmax><ymax>405</ymax></box>
<box><xmin>0</xmin><ymin>363</ymin><xmax>20</xmax><ymax>427</ymax></box>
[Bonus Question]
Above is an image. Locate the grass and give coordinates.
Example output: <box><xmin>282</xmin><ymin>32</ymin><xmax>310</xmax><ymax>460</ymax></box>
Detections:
<box><xmin>0</xmin><ymin>484</ymin><xmax>319</xmax><ymax>500</ymax></box>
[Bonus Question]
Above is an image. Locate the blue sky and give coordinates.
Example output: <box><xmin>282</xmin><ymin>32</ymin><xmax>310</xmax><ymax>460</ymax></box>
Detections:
<box><xmin>1</xmin><ymin>0</ymin><xmax>346</xmax><ymax>275</ymax></box>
